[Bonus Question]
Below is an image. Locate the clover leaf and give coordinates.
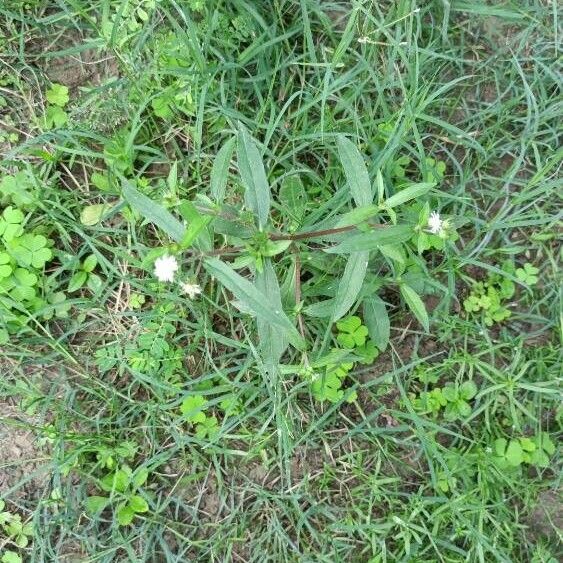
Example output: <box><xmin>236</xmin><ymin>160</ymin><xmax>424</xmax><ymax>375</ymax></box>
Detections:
<box><xmin>2</xmin><ymin>268</ymin><xmax>38</xmax><ymax>301</ymax></box>
<box><xmin>336</xmin><ymin>315</ymin><xmax>368</xmax><ymax>348</ymax></box>
<box><xmin>492</xmin><ymin>438</ymin><xmax>523</xmax><ymax>468</ymax></box>
<box><xmin>45</xmin><ymin>105</ymin><xmax>68</xmax><ymax>128</ymax></box>
<box><xmin>516</xmin><ymin>263</ymin><xmax>539</xmax><ymax>286</ymax></box>
<box><xmin>9</xmin><ymin>233</ymin><xmax>53</xmax><ymax>268</ymax></box>
<box><xmin>311</xmin><ymin>371</ymin><xmax>344</xmax><ymax>403</ymax></box>
<box><xmin>0</xmin><ymin>173</ymin><xmax>35</xmax><ymax>207</ymax></box>
<box><xmin>0</xmin><ymin>206</ymin><xmax>24</xmax><ymax>241</ymax></box>
<box><xmin>0</xmin><ymin>252</ymin><xmax>13</xmax><ymax>279</ymax></box>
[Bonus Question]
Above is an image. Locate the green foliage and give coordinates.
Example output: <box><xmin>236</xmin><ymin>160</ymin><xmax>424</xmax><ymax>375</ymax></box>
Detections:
<box><xmin>336</xmin><ymin>316</ymin><xmax>368</xmax><ymax>349</ymax></box>
<box><xmin>1</xmin><ymin>1</ymin><xmax>560</xmax><ymax>561</ymax></box>
<box><xmin>463</xmin><ymin>262</ymin><xmax>517</xmax><ymax>326</ymax></box>
<box><xmin>43</xmin><ymin>84</ymin><xmax>69</xmax><ymax>129</ymax></box>
<box><xmin>516</xmin><ymin>262</ymin><xmax>539</xmax><ymax>286</ymax></box>
<box><xmin>413</xmin><ymin>380</ymin><xmax>478</xmax><ymax>420</ymax></box>
<box><xmin>0</xmin><ymin>500</ymin><xmax>33</xmax><ymax>550</ymax></box>
<box><xmin>68</xmin><ymin>253</ymin><xmax>100</xmax><ymax>293</ymax></box>
<box><xmin>45</xmin><ymin>83</ymin><xmax>69</xmax><ymax>107</ymax></box>
<box><xmin>492</xmin><ymin>433</ymin><xmax>556</xmax><ymax>470</ymax></box>
<box><xmin>86</xmin><ymin>465</ymin><xmax>150</xmax><ymax>527</ymax></box>
<box><xmin>181</xmin><ymin>395</ymin><xmax>220</xmax><ymax>439</ymax></box>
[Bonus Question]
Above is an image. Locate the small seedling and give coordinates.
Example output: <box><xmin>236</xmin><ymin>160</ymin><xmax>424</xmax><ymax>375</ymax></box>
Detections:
<box><xmin>68</xmin><ymin>254</ymin><xmax>101</xmax><ymax>292</ymax></box>
<box><xmin>0</xmin><ymin>500</ymin><xmax>33</xmax><ymax>549</ymax></box>
<box><xmin>85</xmin><ymin>465</ymin><xmax>150</xmax><ymax>526</ymax></box>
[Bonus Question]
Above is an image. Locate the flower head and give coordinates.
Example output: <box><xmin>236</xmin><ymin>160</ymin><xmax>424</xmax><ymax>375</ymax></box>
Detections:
<box><xmin>154</xmin><ymin>255</ymin><xmax>179</xmax><ymax>283</ymax></box>
<box><xmin>181</xmin><ymin>282</ymin><xmax>202</xmax><ymax>299</ymax></box>
<box><xmin>427</xmin><ymin>211</ymin><xmax>444</xmax><ymax>235</ymax></box>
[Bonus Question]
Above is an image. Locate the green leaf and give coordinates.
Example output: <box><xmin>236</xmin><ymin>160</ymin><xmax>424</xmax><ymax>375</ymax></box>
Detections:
<box><xmin>178</xmin><ymin>202</ymin><xmax>212</xmax><ymax>249</ymax></box>
<box><xmin>68</xmin><ymin>270</ymin><xmax>88</xmax><ymax>292</ymax></box>
<box><xmin>334</xmin><ymin>204</ymin><xmax>379</xmax><ymax>228</ymax></box>
<box><xmin>0</xmin><ymin>206</ymin><xmax>24</xmax><ymax>242</ymax></box>
<box><xmin>205</xmin><ymin>258</ymin><xmax>305</xmax><ymax>350</ymax></box>
<box><xmin>181</xmin><ymin>395</ymin><xmax>207</xmax><ymax>424</ymax></box>
<box><xmin>195</xmin><ymin>415</ymin><xmax>219</xmax><ymax>439</ymax></box>
<box><xmin>400</xmin><ymin>284</ymin><xmax>429</xmax><ymax>332</ymax></box>
<box><xmin>378</xmin><ymin>244</ymin><xmax>405</xmax><ymax>265</ymax></box>
<box><xmin>494</xmin><ymin>438</ymin><xmax>507</xmax><ymax>456</ymax></box>
<box><xmin>210</xmin><ymin>137</ymin><xmax>235</xmax><ymax>202</ymax></box>
<box><xmin>1</xmin><ymin>551</ymin><xmax>22</xmax><ymax>563</ymax></box>
<box><xmin>336</xmin><ymin>135</ymin><xmax>372</xmax><ymax>207</ymax></box>
<box><xmin>80</xmin><ymin>204</ymin><xmax>110</xmax><ymax>226</ymax></box>
<box><xmin>131</xmin><ymin>467</ymin><xmax>149</xmax><ymax>489</ymax></box>
<box><xmin>459</xmin><ymin>380</ymin><xmax>477</xmax><ymax>400</ymax></box>
<box><xmin>384</xmin><ymin>183</ymin><xmax>434</xmax><ymax>209</ymax></box>
<box><xmin>128</xmin><ymin>495</ymin><xmax>149</xmax><ymax>514</ymax></box>
<box><xmin>538</xmin><ymin>433</ymin><xmax>555</xmax><ymax>455</ymax></box>
<box><xmin>44</xmin><ymin>105</ymin><xmax>68</xmax><ymax>128</ymax></box>
<box><xmin>122</xmin><ymin>180</ymin><xmax>186</xmax><ymax>242</ymax></box>
<box><xmin>325</xmin><ymin>225</ymin><xmax>413</xmax><ymax>254</ymax></box>
<box><xmin>46</xmin><ymin>83</ymin><xmax>69</xmax><ymax>107</ymax></box>
<box><xmin>85</xmin><ymin>495</ymin><xmax>109</xmax><ymax>514</ymax></box>
<box><xmin>116</xmin><ymin>504</ymin><xmax>135</xmax><ymax>526</ymax></box>
<box><xmin>332</xmin><ymin>251</ymin><xmax>369</xmax><ymax>321</ymax></box>
<box><xmin>10</xmin><ymin>268</ymin><xmax>37</xmax><ymax>301</ymax></box>
<box><xmin>279</xmin><ymin>176</ymin><xmax>308</xmax><ymax>224</ymax></box>
<box><xmin>237</xmin><ymin>126</ymin><xmax>271</xmax><ymax>229</ymax></box>
<box><xmin>9</xmin><ymin>233</ymin><xmax>52</xmax><ymax>268</ymax></box>
<box><xmin>363</xmin><ymin>296</ymin><xmax>390</xmax><ymax>351</ymax></box>
<box><xmin>0</xmin><ymin>252</ymin><xmax>13</xmax><ymax>279</ymax></box>
<box><xmin>87</xmin><ymin>273</ymin><xmax>103</xmax><ymax>293</ymax></box>
<box><xmin>255</xmin><ymin>259</ymin><xmax>289</xmax><ymax>372</ymax></box>
<box><xmin>151</xmin><ymin>95</ymin><xmax>174</xmax><ymax>119</ymax></box>
<box><xmin>101</xmin><ymin>468</ymin><xmax>130</xmax><ymax>493</ymax></box>
<box><xmin>505</xmin><ymin>440</ymin><xmax>523</xmax><ymax>466</ymax></box>
<box><xmin>82</xmin><ymin>254</ymin><xmax>98</xmax><ymax>273</ymax></box>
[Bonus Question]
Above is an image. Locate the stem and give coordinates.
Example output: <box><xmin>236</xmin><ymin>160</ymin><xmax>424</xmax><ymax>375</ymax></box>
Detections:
<box><xmin>269</xmin><ymin>222</ymin><xmax>384</xmax><ymax>242</ymax></box>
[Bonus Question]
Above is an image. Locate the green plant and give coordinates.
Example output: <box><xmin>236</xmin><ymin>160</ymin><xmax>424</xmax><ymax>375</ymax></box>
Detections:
<box><xmin>0</xmin><ymin>500</ymin><xmax>33</xmax><ymax>549</ymax></box>
<box><xmin>463</xmin><ymin>263</ymin><xmax>516</xmax><ymax>326</ymax></box>
<box><xmin>85</xmin><ymin>465</ymin><xmax>150</xmax><ymax>526</ymax></box>
<box><xmin>43</xmin><ymin>83</ymin><xmax>69</xmax><ymax>129</ymax></box>
<box><xmin>67</xmin><ymin>253</ymin><xmax>101</xmax><ymax>293</ymax></box>
<box><xmin>413</xmin><ymin>380</ymin><xmax>478</xmax><ymax>420</ymax></box>
<box><xmin>181</xmin><ymin>395</ymin><xmax>220</xmax><ymax>439</ymax></box>
<box><xmin>492</xmin><ymin>433</ymin><xmax>556</xmax><ymax>470</ymax></box>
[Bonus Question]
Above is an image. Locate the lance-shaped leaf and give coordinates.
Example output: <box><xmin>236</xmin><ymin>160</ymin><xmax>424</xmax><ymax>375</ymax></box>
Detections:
<box><xmin>122</xmin><ymin>180</ymin><xmax>185</xmax><ymax>242</ymax></box>
<box><xmin>237</xmin><ymin>127</ymin><xmax>270</xmax><ymax>229</ymax></box>
<box><xmin>336</xmin><ymin>135</ymin><xmax>372</xmax><ymax>207</ymax></box>
<box><xmin>363</xmin><ymin>296</ymin><xmax>390</xmax><ymax>351</ymax></box>
<box><xmin>325</xmin><ymin>225</ymin><xmax>413</xmax><ymax>254</ymax></box>
<box><xmin>205</xmin><ymin>258</ymin><xmax>305</xmax><ymax>350</ymax></box>
<box><xmin>210</xmin><ymin>137</ymin><xmax>235</xmax><ymax>203</ymax></box>
<box><xmin>255</xmin><ymin>259</ymin><xmax>289</xmax><ymax>372</ymax></box>
<box><xmin>332</xmin><ymin>251</ymin><xmax>369</xmax><ymax>321</ymax></box>
<box><xmin>400</xmin><ymin>284</ymin><xmax>429</xmax><ymax>332</ymax></box>
<box><xmin>384</xmin><ymin>182</ymin><xmax>435</xmax><ymax>209</ymax></box>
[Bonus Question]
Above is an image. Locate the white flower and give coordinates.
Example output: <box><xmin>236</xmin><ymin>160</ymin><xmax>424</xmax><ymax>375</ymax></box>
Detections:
<box><xmin>154</xmin><ymin>255</ymin><xmax>179</xmax><ymax>283</ymax></box>
<box><xmin>427</xmin><ymin>211</ymin><xmax>444</xmax><ymax>235</ymax></box>
<box><xmin>181</xmin><ymin>282</ymin><xmax>202</xmax><ymax>299</ymax></box>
